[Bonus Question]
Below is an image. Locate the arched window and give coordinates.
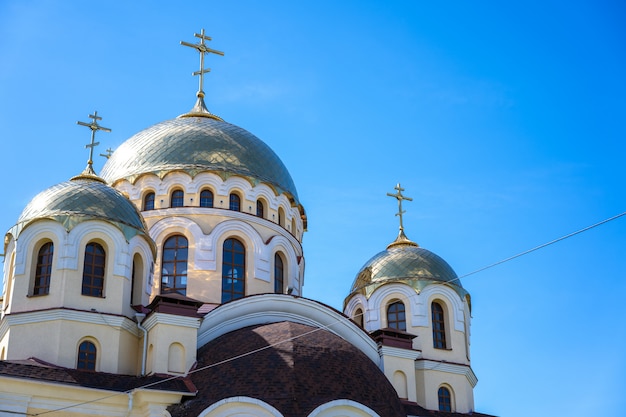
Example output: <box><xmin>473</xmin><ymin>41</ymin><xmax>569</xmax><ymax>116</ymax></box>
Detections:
<box><xmin>200</xmin><ymin>189</ymin><xmax>214</xmax><ymax>208</ymax></box>
<box><xmin>130</xmin><ymin>253</ymin><xmax>144</xmax><ymax>305</ymax></box>
<box><xmin>161</xmin><ymin>235</ymin><xmax>188</xmax><ymax>295</ymax></box>
<box><xmin>353</xmin><ymin>308</ymin><xmax>364</xmax><ymax>327</ymax></box>
<box><xmin>387</xmin><ymin>301</ymin><xmax>406</xmax><ymax>331</ymax></box>
<box><xmin>438</xmin><ymin>386</ymin><xmax>452</xmax><ymax>411</ymax></box>
<box><xmin>278</xmin><ymin>207</ymin><xmax>285</xmax><ymax>227</ymax></box>
<box><xmin>274</xmin><ymin>253</ymin><xmax>284</xmax><ymax>294</ymax></box>
<box><xmin>222</xmin><ymin>238</ymin><xmax>245</xmax><ymax>302</ymax></box>
<box><xmin>229</xmin><ymin>193</ymin><xmax>240</xmax><ymax>211</ymax></box>
<box><xmin>143</xmin><ymin>192</ymin><xmax>155</xmax><ymax>211</ymax></box>
<box><xmin>256</xmin><ymin>199</ymin><xmax>265</xmax><ymax>218</ymax></box>
<box><xmin>82</xmin><ymin>242</ymin><xmax>105</xmax><ymax>297</ymax></box>
<box><xmin>171</xmin><ymin>189</ymin><xmax>184</xmax><ymax>208</ymax></box>
<box><xmin>77</xmin><ymin>340</ymin><xmax>97</xmax><ymax>371</ymax></box>
<box><xmin>33</xmin><ymin>242</ymin><xmax>53</xmax><ymax>295</ymax></box>
<box><xmin>432</xmin><ymin>301</ymin><xmax>447</xmax><ymax>349</ymax></box>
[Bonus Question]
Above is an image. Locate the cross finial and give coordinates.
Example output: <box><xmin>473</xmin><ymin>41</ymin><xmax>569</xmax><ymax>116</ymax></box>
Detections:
<box><xmin>387</xmin><ymin>183</ymin><xmax>412</xmax><ymax>232</ymax></box>
<box><xmin>100</xmin><ymin>148</ymin><xmax>114</xmax><ymax>159</ymax></box>
<box><xmin>77</xmin><ymin>111</ymin><xmax>111</xmax><ymax>175</ymax></box>
<box><xmin>180</xmin><ymin>29</ymin><xmax>224</xmax><ymax>98</ymax></box>
<box><xmin>386</xmin><ymin>183</ymin><xmax>418</xmax><ymax>248</ymax></box>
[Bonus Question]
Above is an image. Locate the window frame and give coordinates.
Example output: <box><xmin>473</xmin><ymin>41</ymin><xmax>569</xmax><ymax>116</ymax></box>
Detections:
<box><xmin>387</xmin><ymin>301</ymin><xmax>407</xmax><ymax>331</ymax></box>
<box><xmin>274</xmin><ymin>252</ymin><xmax>284</xmax><ymax>294</ymax></box>
<box><xmin>170</xmin><ymin>189</ymin><xmax>184</xmax><ymax>208</ymax></box>
<box><xmin>229</xmin><ymin>193</ymin><xmax>241</xmax><ymax>211</ymax></box>
<box><xmin>82</xmin><ymin>242</ymin><xmax>106</xmax><ymax>298</ymax></box>
<box><xmin>256</xmin><ymin>199</ymin><xmax>265</xmax><ymax>218</ymax></box>
<box><xmin>432</xmin><ymin>301</ymin><xmax>447</xmax><ymax>349</ymax></box>
<box><xmin>438</xmin><ymin>386</ymin><xmax>452</xmax><ymax>412</ymax></box>
<box><xmin>200</xmin><ymin>189</ymin><xmax>214</xmax><ymax>208</ymax></box>
<box><xmin>143</xmin><ymin>191</ymin><xmax>155</xmax><ymax>211</ymax></box>
<box><xmin>160</xmin><ymin>235</ymin><xmax>189</xmax><ymax>296</ymax></box>
<box><xmin>222</xmin><ymin>238</ymin><xmax>245</xmax><ymax>302</ymax></box>
<box><xmin>77</xmin><ymin>340</ymin><xmax>97</xmax><ymax>371</ymax></box>
<box><xmin>33</xmin><ymin>241</ymin><xmax>54</xmax><ymax>296</ymax></box>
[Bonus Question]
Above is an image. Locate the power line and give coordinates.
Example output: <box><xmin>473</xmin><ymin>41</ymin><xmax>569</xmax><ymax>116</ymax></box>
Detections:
<box><xmin>447</xmin><ymin>210</ymin><xmax>626</xmax><ymax>285</ymax></box>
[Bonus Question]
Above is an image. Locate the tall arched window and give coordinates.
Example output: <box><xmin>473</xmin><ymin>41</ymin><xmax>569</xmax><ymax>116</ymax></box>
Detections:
<box><xmin>82</xmin><ymin>242</ymin><xmax>105</xmax><ymax>297</ymax></box>
<box><xmin>387</xmin><ymin>301</ymin><xmax>406</xmax><ymax>331</ymax></box>
<box><xmin>77</xmin><ymin>340</ymin><xmax>97</xmax><ymax>371</ymax></box>
<box><xmin>278</xmin><ymin>207</ymin><xmax>285</xmax><ymax>227</ymax></box>
<box><xmin>432</xmin><ymin>301</ymin><xmax>447</xmax><ymax>349</ymax></box>
<box><xmin>143</xmin><ymin>192</ymin><xmax>155</xmax><ymax>211</ymax></box>
<box><xmin>222</xmin><ymin>238</ymin><xmax>245</xmax><ymax>302</ymax></box>
<box><xmin>200</xmin><ymin>189</ymin><xmax>214</xmax><ymax>208</ymax></box>
<box><xmin>256</xmin><ymin>199</ymin><xmax>265</xmax><ymax>218</ymax></box>
<box><xmin>438</xmin><ymin>386</ymin><xmax>452</xmax><ymax>411</ymax></box>
<box><xmin>274</xmin><ymin>253</ymin><xmax>284</xmax><ymax>294</ymax></box>
<box><xmin>171</xmin><ymin>189</ymin><xmax>184</xmax><ymax>208</ymax></box>
<box><xmin>229</xmin><ymin>193</ymin><xmax>241</xmax><ymax>211</ymax></box>
<box><xmin>353</xmin><ymin>308</ymin><xmax>364</xmax><ymax>327</ymax></box>
<box><xmin>161</xmin><ymin>235</ymin><xmax>188</xmax><ymax>295</ymax></box>
<box><xmin>33</xmin><ymin>242</ymin><xmax>53</xmax><ymax>295</ymax></box>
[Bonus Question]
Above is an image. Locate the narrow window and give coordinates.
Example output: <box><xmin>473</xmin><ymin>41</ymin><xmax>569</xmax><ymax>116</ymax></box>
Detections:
<box><xmin>438</xmin><ymin>386</ymin><xmax>452</xmax><ymax>411</ymax></box>
<box><xmin>82</xmin><ymin>243</ymin><xmax>105</xmax><ymax>297</ymax></box>
<box><xmin>161</xmin><ymin>235</ymin><xmax>188</xmax><ymax>295</ymax></box>
<box><xmin>77</xmin><ymin>341</ymin><xmax>97</xmax><ymax>371</ymax></box>
<box><xmin>432</xmin><ymin>301</ymin><xmax>447</xmax><ymax>349</ymax></box>
<box><xmin>278</xmin><ymin>207</ymin><xmax>285</xmax><ymax>227</ymax></box>
<box><xmin>229</xmin><ymin>193</ymin><xmax>240</xmax><ymax>211</ymax></box>
<box><xmin>200</xmin><ymin>189</ymin><xmax>214</xmax><ymax>208</ymax></box>
<box><xmin>256</xmin><ymin>199</ymin><xmax>264</xmax><ymax>218</ymax></box>
<box><xmin>274</xmin><ymin>253</ymin><xmax>284</xmax><ymax>294</ymax></box>
<box><xmin>354</xmin><ymin>308</ymin><xmax>364</xmax><ymax>327</ymax></box>
<box><xmin>33</xmin><ymin>242</ymin><xmax>53</xmax><ymax>295</ymax></box>
<box><xmin>171</xmin><ymin>189</ymin><xmax>184</xmax><ymax>208</ymax></box>
<box><xmin>143</xmin><ymin>192</ymin><xmax>155</xmax><ymax>211</ymax></box>
<box><xmin>222</xmin><ymin>238</ymin><xmax>245</xmax><ymax>302</ymax></box>
<box><xmin>387</xmin><ymin>301</ymin><xmax>406</xmax><ymax>331</ymax></box>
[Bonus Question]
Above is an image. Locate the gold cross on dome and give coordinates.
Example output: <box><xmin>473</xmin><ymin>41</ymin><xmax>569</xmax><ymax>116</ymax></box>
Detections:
<box><xmin>387</xmin><ymin>183</ymin><xmax>413</xmax><ymax>234</ymax></box>
<box><xmin>77</xmin><ymin>111</ymin><xmax>111</xmax><ymax>173</ymax></box>
<box><xmin>180</xmin><ymin>29</ymin><xmax>224</xmax><ymax>96</ymax></box>
<box><xmin>100</xmin><ymin>148</ymin><xmax>114</xmax><ymax>159</ymax></box>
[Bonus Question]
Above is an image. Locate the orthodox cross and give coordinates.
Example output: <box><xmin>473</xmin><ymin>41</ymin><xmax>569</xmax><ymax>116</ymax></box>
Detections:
<box><xmin>387</xmin><ymin>183</ymin><xmax>413</xmax><ymax>235</ymax></box>
<box><xmin>180</xmin><ymin>29</ymin><xmax>224</xmax><ymax>96</ymax></box>
<box><xmin>100</xmin><ymin>148</ymin><xmax>114</xmax><ymax>159</ymax></box>
<box><xmin>77</xmin><ymin>111</ymin><xmax>111</xmax><ymax>174</ymax></box>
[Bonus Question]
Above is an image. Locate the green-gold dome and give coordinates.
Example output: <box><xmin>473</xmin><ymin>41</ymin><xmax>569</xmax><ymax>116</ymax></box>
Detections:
<box><xmin>100</xmin><ymin>116</ymin><xmax>300</xmax><ymax>204</ymax></box>
<box><xmin>10</xmin><ymin>175</ymin><xmax>149</xmax><ymax>243</ymax></box>
<box><xmin>347</xmin><ymin>237</ymin><xmax>468</xmax><ymax>304</ymax></box>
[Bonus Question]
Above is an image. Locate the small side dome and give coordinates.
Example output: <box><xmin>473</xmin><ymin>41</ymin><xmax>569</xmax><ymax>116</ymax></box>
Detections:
<box><xmin>347</xmin><ymin>241</ymin><xmax>467</xmax><ymax>301</ymax></box>
<box><xmin>10</xmin><ymin>175</ymin><xmax>149</xmax><ymax>242</ymax></box>
<box><xmin>100</xmin><ymin>116</ymin><xmax>300</xmax><ymax>204</ymax></box>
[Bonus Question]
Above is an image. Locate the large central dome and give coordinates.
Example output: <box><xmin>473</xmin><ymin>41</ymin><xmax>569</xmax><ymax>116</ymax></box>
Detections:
<box><xmin>100</xmin><ymin>115</ymin><xmax>299</xmax><ymax>203</ymax></box>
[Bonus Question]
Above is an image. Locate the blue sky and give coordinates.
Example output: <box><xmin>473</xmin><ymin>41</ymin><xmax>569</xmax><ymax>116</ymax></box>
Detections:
<box><xmin>1</xmin><ymin>1</ymin><xmax>625</xmax><ymax>416</ymax></box>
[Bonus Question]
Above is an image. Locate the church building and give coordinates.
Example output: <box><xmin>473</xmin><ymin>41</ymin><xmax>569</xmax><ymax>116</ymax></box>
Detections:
<box><xmin>0</xmin><ymin>30</ymin><xmax>494</xmax><ymax>417</ymax></box>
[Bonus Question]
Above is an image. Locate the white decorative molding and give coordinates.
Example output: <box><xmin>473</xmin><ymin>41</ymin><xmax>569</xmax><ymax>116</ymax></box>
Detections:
<box><xmin>379</xmin><ymin>345</ymin><xmax>422</xmax><ymax>361</ymax></box>
<box><xmin>415</xmin><ymin>359</ymin><xmax>478</xmax><ymax>387</ymax></box>
<box><xmin>367</xmin><ymin>283</ymin><xmax>418</xmax><ymax>329</ymax></box>
<box><xmin>143</xmin><ymin>312</ymin><xmax>201</xmax><ymax>330</ymax></box>
<box><xmin>307</xmin><ymin>399</ymin><xmax>382</xmax><ymax>417</ymax></box>
<box><xmin>197</xmin><ymin>295</ymin><xmax>380</xmax><ymax>365</ymax></box>
<box><xmin>3</xmin><ymin>309</ymin><xmax>139</xmax><ymax>336</ymax></box>
<box><xmin>419</xmin><ymin>285</ymin><xmax>466</xmax><ymax>332</ymax></box>
<box><xmin>198</xmin><ymin>396</ymin><xmax>284</xmax><ymax>417</ymax></box>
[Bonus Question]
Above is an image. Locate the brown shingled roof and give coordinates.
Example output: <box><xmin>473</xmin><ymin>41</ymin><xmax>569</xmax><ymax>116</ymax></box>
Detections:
<box><xmin>0</xmin><ymin>357</ymin><xmax>195</xmax><ymax>394</ymax></box>
<box><xmin>168</xmin><ymin>321</ymin><xmax>406</xmax><ymax>417</ymax></box>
